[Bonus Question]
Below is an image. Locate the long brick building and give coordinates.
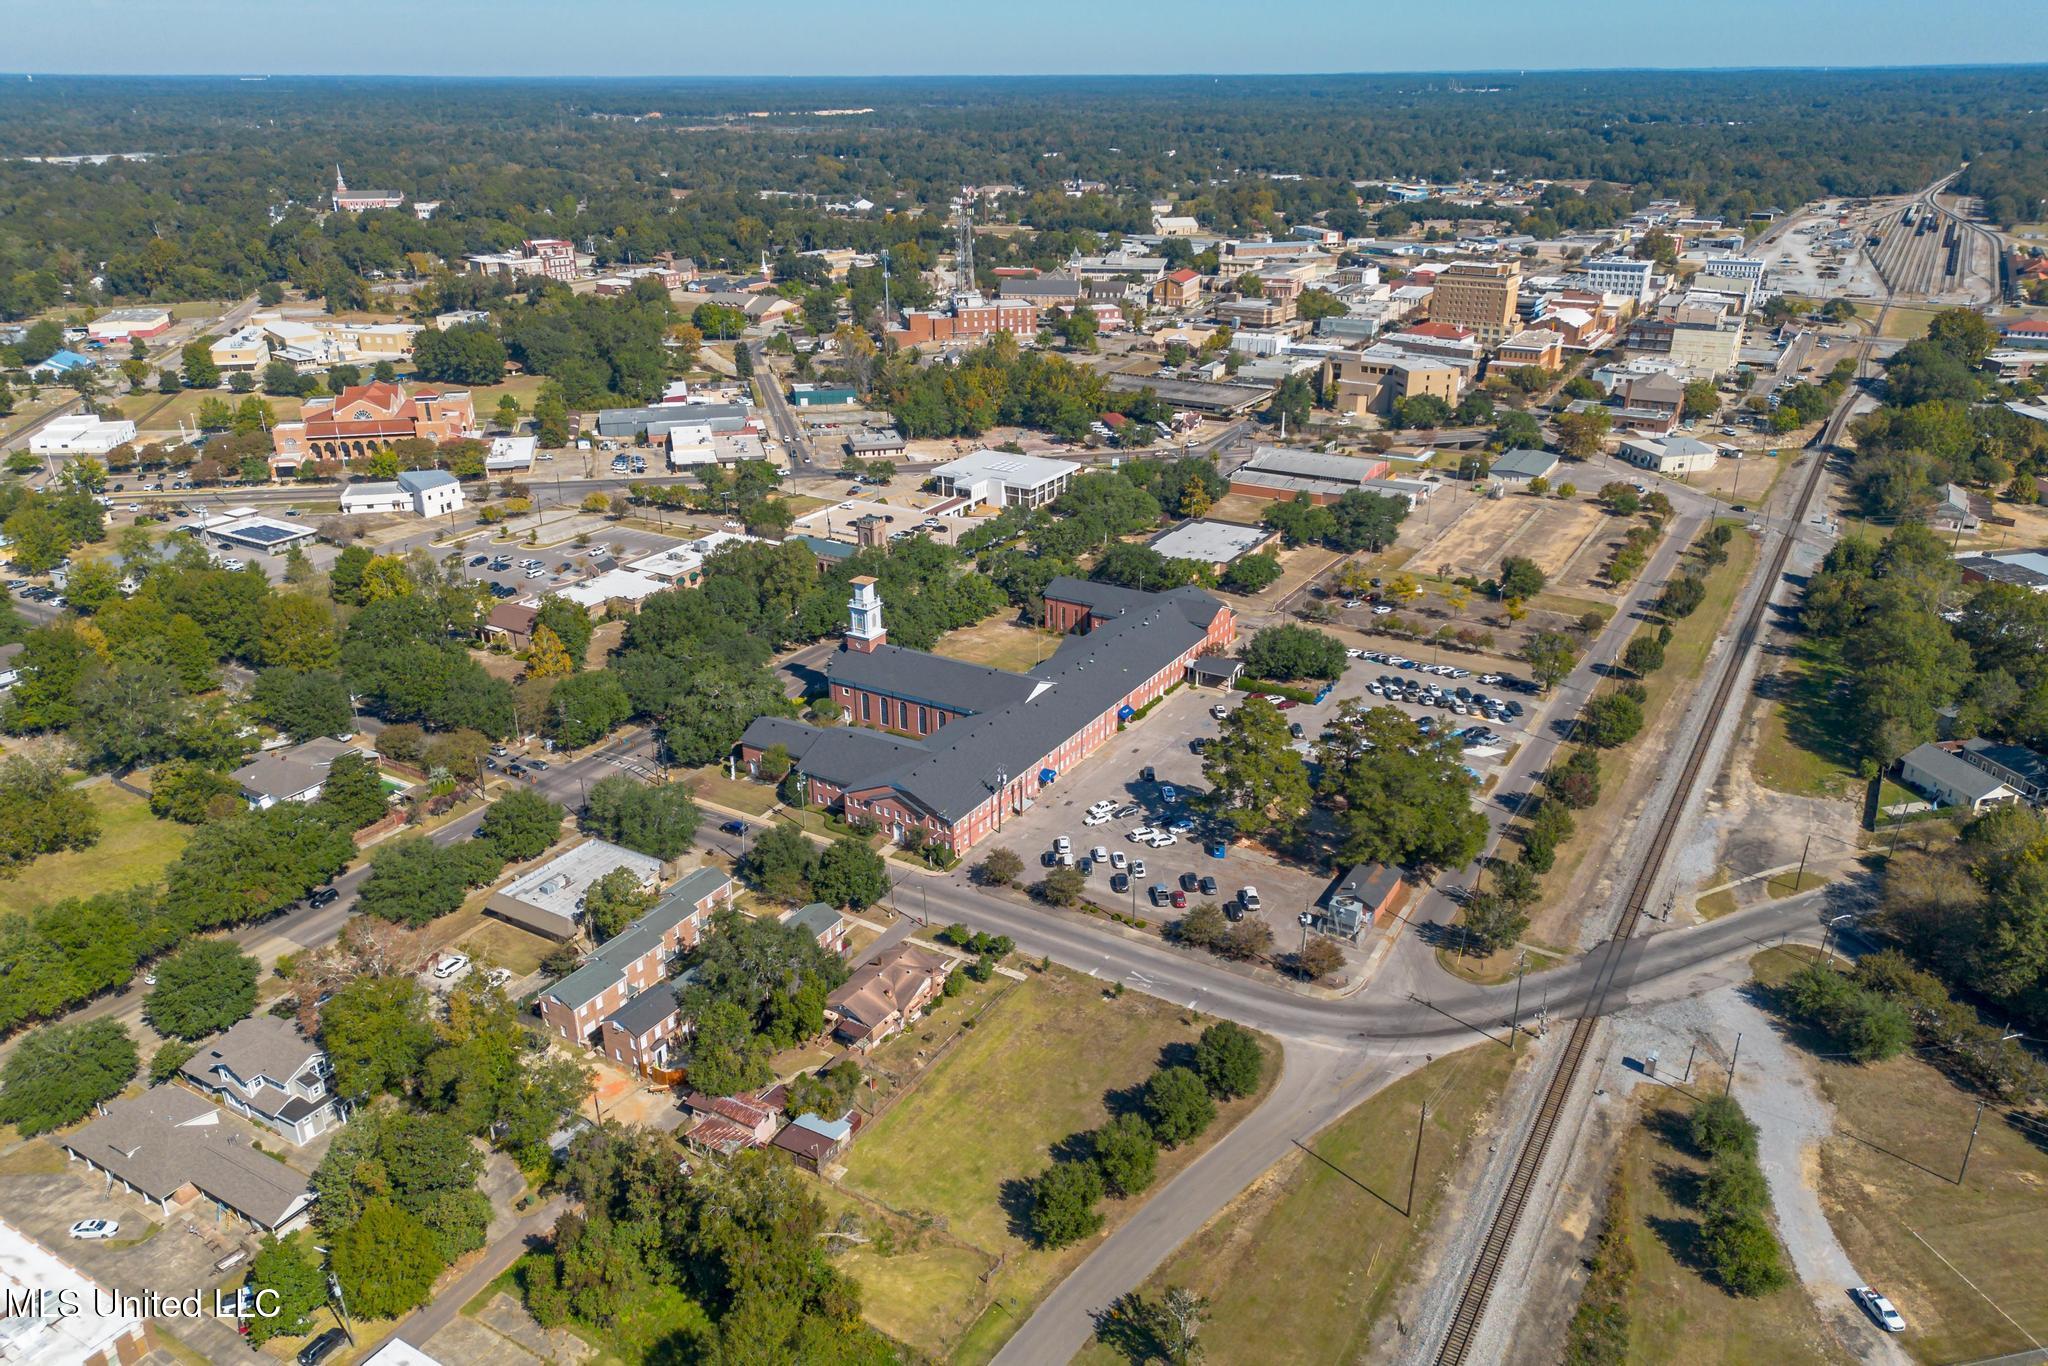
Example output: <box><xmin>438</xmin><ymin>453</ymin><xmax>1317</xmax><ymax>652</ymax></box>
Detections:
<box><xmin>739</xmin><ymin>576</ymin><xmax>1235</xmax><ymax>854</ymax></box>
<box><xmin>269</xmin><ymin>381</ymin><xmax>476</xmax><ymax>475</ymax></box>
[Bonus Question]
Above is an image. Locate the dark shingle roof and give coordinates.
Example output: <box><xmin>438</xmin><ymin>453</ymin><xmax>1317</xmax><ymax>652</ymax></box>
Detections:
<box><xmin>603</xmin><ymin>982</ymin><xmax>679</xmax><ymax>1038</ymax></box>
<box><xmin>826</xmin><ymin>644</ymin><xmax>1041</xmax><ymax>715</ymax></box>
<box><xmin>750</xmin><ymin>581</ymin><xmax>1226</xmax><ymax>824</ymax></box>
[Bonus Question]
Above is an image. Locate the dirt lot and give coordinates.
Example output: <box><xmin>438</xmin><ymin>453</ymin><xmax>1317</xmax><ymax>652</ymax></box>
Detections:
<box><xmin>930</xmin><ymin>616</ymin><xmax>1061</xmax><ymax>673</ymax></box>
<box><xmin>1413</xmin><ymin>494</ymin><xmax>1608</xmax><ymax>587</ymax></box>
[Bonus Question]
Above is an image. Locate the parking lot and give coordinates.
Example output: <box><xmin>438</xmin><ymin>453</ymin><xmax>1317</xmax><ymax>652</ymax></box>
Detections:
<box><xmin>984</xmin><ymin>685</ymin><xmax>1356</xmax><ymax>952</ymax></box>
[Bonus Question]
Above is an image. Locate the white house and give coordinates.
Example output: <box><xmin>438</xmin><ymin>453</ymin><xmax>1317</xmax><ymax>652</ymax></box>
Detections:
<box><xmin>29</xmin><ymin>414</ymin><xmax>135</xmax><ymax>456</ymax></box>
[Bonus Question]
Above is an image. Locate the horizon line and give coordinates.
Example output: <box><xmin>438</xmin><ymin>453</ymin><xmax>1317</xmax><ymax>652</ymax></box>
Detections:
<box><xmin>6</xmin><ymin>61</ymin><xmax>2048</xmax><ymax>82</ymax></box>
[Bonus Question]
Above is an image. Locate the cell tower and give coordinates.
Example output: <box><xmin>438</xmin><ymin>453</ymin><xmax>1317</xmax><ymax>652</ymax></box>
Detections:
<box><xmin>956</xmin><ymin>191</ymin><xmax>976</xmax><ymax>294</ymax></box>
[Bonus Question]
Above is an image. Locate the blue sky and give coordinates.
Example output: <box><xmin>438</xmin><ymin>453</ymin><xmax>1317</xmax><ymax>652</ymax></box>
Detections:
<box><xmin>11</xmin><ymin>0</ymin><xmax>2048</xmax><ymax>76</ymax></box>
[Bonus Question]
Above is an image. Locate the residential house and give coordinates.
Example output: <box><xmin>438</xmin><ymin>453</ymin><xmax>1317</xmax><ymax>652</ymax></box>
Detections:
<box><xmin>63</xmin><ymin>1089</ymin><xmax>318</xmax><ymax>1233</ymax></box>
<box><xmin>229</xmin><ymin>737</ymin><xmax>372</xmax><ymax>810</ymax></box>
<box><xmin>771</xmin><ymin>1111</ymin><xmax>857</xmax><ymax>1173</ymax></box>
<box><xmin>178</xmin><ymin>1016</ymin><xmax>344</xmax><ymax>1145</ymax></box>
<box><xmin>824</xmin><ymin>942</ymin><xmax>955</xmax><ymax>1049</ymax></box>
<box><xmin>780</xmin><ymin>902</ymin><xmax>849</xmax><ymax>955</ymax></box>
<box><xmin>1897</xmin><ymin>742</ymin><xmax>2020</xmax><ymax>812</ymax></box>
<box><xmin>681</xmin><ymin>1086</ymin><xmax>786</xmax><ymax>1156</ymax></box>
<box><xmin>1959</xmin><ymin>737</ymin><xmax>2048</xmax><ymax>803</ymax></box>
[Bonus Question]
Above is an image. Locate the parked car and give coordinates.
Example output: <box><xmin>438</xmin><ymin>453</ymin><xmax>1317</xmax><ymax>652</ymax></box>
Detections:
<box><xmin>1199</xmin><ymin>875</ymin><xmax>1219</xmax><ymax>896</ymax></box>
<box><xmin>485</xmin><ymin>968</ymin><xmax>514</xmax><ymax>989</ymax></box>
<box><xmin>1111</xmin><ymin>872</ymin><xmax>1130</xmax><ymax>893</ymax></box>
<box><xmin>1170</xmin><ymin>889</ymin><xmax>1188</xmax><ymax>909</ymax></box>
<box><xmin>1239</xmin><ymin>886</ymin><xmax>1262</xmax><ymax>911</ymax></box>
<box><xmin>1053</xmin><ymin>835</ymin><xmax>1071</xmax><ymax>856</ymax></box>
<box><xmin>1853</xmin><ymin>1287</ymin><xmax>1906</xmax><ymax>1333</ymax></box>
<box><xmin>1210</xmin><ymin>704</ymin><xmax>1229</xmax><ymax>720</ymax></box>
<box><xmin>298</xmin><ymin>1328</ymin><xmax>348</xmax><ymax>1366</ymax></box>
<box><xmin>1148</xmin><ymin>884</ymin><xmax>1172</xmax><ymax>906</ymax></box>
<box><xmin>433</xmin><ymin>953</ymin><xmax>470</xmax><ymax>980</ymax></box>
<box><xmin>1130</xmin><ymin>859</ymin><xmax>1147</xmax><ymax>879</ymax></box>
<box><xmin>68</xmin><ymin>1219</ymin><xmax>118</xmax><ymax>1240</ymax></box>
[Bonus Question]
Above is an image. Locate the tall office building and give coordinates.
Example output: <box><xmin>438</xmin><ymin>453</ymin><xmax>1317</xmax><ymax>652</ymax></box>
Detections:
<box><xmin>1428</xmin><ymin>261</ymin><xmax>1522</xmax><ymax>346</ymax></box>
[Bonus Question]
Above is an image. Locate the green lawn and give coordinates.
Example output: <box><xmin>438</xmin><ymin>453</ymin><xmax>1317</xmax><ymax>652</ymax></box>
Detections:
<box><xmin>1076</xmin><ymin>1044</ymin><xmax>1522</xmax><ymax>1365</ymax></box>
<box><xmin>0</xmin><ymin>780</ymin><xmax>191</xmax><ymax>917</ymax></box>
<box><xmin>1615</xmin><ymin>1087</ymin><xmax>1845</xmax><ymax>1364</ymax></box>
<box><xmin>1880</xmin><ymin>305</ymin><xmax>1946</xmax><ymax>340</ymax></box>
<box><xmin>833</xmin><ymin>968</ymin><xmax>1280</xmax><ymax>1364</ymax></box>
<box><xmin>1751</xmin><ymin>646</ymin><xmax>1862</xmax><ymax>800</ymax></box>
<box><xmin>683</xmin><ymin>767</ymin><xmax>779</xmax><ymax>816</ymax></box>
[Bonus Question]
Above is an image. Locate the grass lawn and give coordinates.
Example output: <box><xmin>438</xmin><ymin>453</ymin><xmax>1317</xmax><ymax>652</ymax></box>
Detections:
<box><xmin>1750</xmin><ymin>646</ymin><xmax>1862</xmax><ymax>800</ymax></box>
<box><xmin>833</xmin><ymin>967</ymin><xmax>1281</xmax><ymax>1363</ymax></box>
<box><xmin>1613</xmin><ymin>1087</ymin><xmax>1844</xmax><ymax>1364</ymax></box>
<box><xmin>682</xmin><ymin>767</ymin><xmax>778</xmax><ymax>816</ymax></box>
<box><xmin>931</xmin><ymin>616</ymin><xmax>1061</xmax><ymax>673</ymax></box>
<box><xmin>1752</xmin><ymin>955</ymin><xmax>2048</xmax><ymax>1361</ymax></box>
<box><xmin>455</xmin><ymin>918</ymin><xmax>556</xmax><ymax>977</ymax></box>
<box><xmin>1880</xmin><ymin>305</ymin><xmax>1945</xmax><ymax>340</ymax></box>
<box><xmin>0</xmin><ymin>780</ymin><xmax>190</xmax><ymax>917</ymax></box>
<box><xmin>1075</xmin><ymin>1044</ymin><xmax>1521</xmax><ymax>1365</ymax></box>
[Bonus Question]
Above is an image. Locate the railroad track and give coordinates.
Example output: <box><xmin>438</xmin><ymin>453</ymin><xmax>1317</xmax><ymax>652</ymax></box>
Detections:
<box><xmin>1431</xmin><ymin>346</ymin><xmax>1874</xmax><ymax>1364</ymax></box>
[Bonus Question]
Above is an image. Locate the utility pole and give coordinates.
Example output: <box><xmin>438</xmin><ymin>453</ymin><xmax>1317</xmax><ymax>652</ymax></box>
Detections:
<box><xmin>1725</xmin><ymin>1032</ymin><xmax>1742</xmax><ymax>1095</ymax></box>
<box><xmin>1511</xmin><ymin>950</ymin><xmax>1527</xmax><ymax>1051</ymax></box>
<box><xmin>1792</xmin><ymin>832</ymin><xmax>1813</xmax><ymax>894</ymax></box>
<box><xmin>1958</xmin><ymin>1101</ymin><xmax>1986</xmax><ymax>1185</ymax></box>
<box><xmin>1406</xmin><ymin>1102</ymin><xmax>1427</xmax><ymax>1218</ymax></box>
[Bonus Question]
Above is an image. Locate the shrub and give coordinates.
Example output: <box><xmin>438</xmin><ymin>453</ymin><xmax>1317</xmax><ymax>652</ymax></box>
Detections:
<box><xmin>1092</xmin><ymin>1113</ymin><xmax>1159</xmax><ymax>1198</ymax></box>
<box><xmin>1031</xmin><ymin>1159</ymin><xmax>1105</xmax><ymax>1248</ymax></box>
<box><xmin>1194</xmin><ymin>1021</ymin><xmax>1264</xmax><ymax>1099</ymax></box>
<box><xmin>1144</xmin><ymin>1066</ymin><xmax>1216</xmax><ymax>1146</ymax></box>
<box><xmin>1688</xmin><ymin>1094</ymin><xmax>1758</xmax><ymax>1160</ymax></box>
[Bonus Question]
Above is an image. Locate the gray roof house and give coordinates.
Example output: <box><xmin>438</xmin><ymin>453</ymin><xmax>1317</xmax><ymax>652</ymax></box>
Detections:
<box><xmin>62</xmin><ymin>1088</ymin><xmax>318</xmax><ymax>1232</ymax></box>
<box><xmin>179</xmin><ymin>1016</ymin><xmax>343</xmax><ymax>1145</ymax></box>
<box><xmin>230</xmin><ymin>738</ymin><xmax>371</xmax><ymax>809</ymax></box>
<box><xmin>1959</xmin><ymin>737</ymin><xmax>2048</xmax><ymax>803</ymax></box>
<box><xmin>1897</xmin><ymin>742</ymin><xmax>2020</xmax><ymax>812</ymax></box>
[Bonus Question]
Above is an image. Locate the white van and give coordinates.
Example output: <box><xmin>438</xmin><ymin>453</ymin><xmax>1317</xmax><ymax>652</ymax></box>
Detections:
<box><xmin>523</xmin><ymin>564</ymin><xmax>545</xmax><ymax>579</ymax></box>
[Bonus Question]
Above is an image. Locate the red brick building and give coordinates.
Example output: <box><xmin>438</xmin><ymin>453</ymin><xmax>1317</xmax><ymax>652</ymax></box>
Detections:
<box><xmin>887</xmin><ymin>298</ymin><xmax>1040</xmax><ymax>347</ymax></box>
<box><xmin>741</xmin><ymin>577</ymin><xmax>1235</xmax><ymax>855</ymax></box>
<box><xmin>270</xmin><ymin>381</ymin><xmax>477</xmax><ymax>475</ymax></box>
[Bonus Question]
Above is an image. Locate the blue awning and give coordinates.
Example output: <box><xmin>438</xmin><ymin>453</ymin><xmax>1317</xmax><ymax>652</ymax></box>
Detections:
<box><xmin>1038</xmin><ymin>768</ymin><xmax>1057</xmax><ymax>784</ymax></box>
<box><xmin>1117</xmin><ymin>705</ymin><xmax>1135</xmax><ymax>721</ymax></box>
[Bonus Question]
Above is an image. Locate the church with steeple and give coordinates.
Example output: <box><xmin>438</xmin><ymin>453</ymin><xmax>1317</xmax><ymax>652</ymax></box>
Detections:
<box><xmin>331</xmin><ymin>165</ymin><xmax>404</xmax><ymax>213</ymax></box>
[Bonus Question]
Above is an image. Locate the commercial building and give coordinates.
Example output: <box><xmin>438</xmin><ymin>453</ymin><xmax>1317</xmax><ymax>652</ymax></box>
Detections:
<box><xmin>485</xmin><ymin>435</ymin><xmax>537</xmax><ymax>472</ymax></box>
<box><xmin>1153</xmin><ymin>268</ymin><xmax>1203</xmax><ymax>309</ymax></box>
<box><xmin>86</xmin><ymin>306</ymin><xmax>173</xmax><ymax>344</ymax></box>
<box><xmin>202</xmin><ymin>513</ymin><xmax>319</xmax><ymax>558</ymax></box>
<box><xmin>1577</xmin><ymin>255</ymin><xmax>1658</xmax><ymax>304</ymax></box>
<box><xmin>1488</xmin><ymin>448</ymin><xmax>1560</xmax><ymax>485</ymax></box>
<box><xmin>63</xmin><ymin>1088</ymin><xmax>318</xmax><ymax>1233</ymax></box>
<box><xmin>1494</xmin><ymin>328</ymin><xmax>1566</xmax><ymax>371</ymax></box>
<box><xmin>1227</xmin><ymin>446</ymin><xmax>1395</xmax><ymax>504</ymax></box>
<box><xmin>28</xmin><ymin>414</ymin><xmax>135</xmax><ymax>456</ymax></box>
<box><xmin>790</xmin><ymin>383</ymin><xmax>859</xmax><ymax>407</ymax></box>
<box><xmin>1319</xmin><ymin>346</ymin><xmax>1462</xmax><ymax>419</ymax></box>
<box><xmin>887</xmin><ymin>297</ymin><xmax>1040</xmax><ymax>347</ymax></box>
<box><xmin>1147</xmin><ymin>519</ymin><xmax>1277</xmax><ymax>572</ymax></box>
<box><xmin>337</xmin><ymin>468</ymin><xmax>465</xmax><ymax>518</ymax></box>
<box><xmin>487</xmin><ymin>838</ymin><xmax>664</xmax><ymax>941</ymax></box>
<box><xmin>1426</xmin><ymin>261</ymin><xmax>1520</xmax><ymax>346</ymax></box>
<box><xmin>930</xmin><ymin>449</ymin><xmax>1079</xmax><ymax>510</ymax></box>
<box><xmin>739</xmin><ymin>577</ymin><xmax>1236</xmax><ymax>855</ymax></box>
<box><xmin>209</xmin><ymin>324</ymin><xmax>271</xmax><ymax>372</ymax></box>
<box><xmin>1624</xmin><ymin>306</ymin><xmax>1746</xmax><ymax>378</ymax></box>
<box><xmin>271</xmin><ymin>381</ymin><xmax>476</xmax><ymax>474</ymax></box>
<box><xmin>178</xmin><ymin>1016</ymin><xmax>344</xmax><ymax>1146</ymax></box>
<box><xmin>1618</xmin><ymin>433</ymin><xmax>1718</xmax><ymax>476</ymax></box>
<box><xmin>464</xmin><ymin>237</ymin><xmax>580</xmax><ymax>283</ymax></box>
<box><xmin>596</xmin><ymin>401</ymin><xmax>754</xmax><ymax>443</ymax></box>
<box><xmin>1958</xmin><ymin>547</ymin><xmax>2048</xmax><ymax>592</ymax></box>
<box><xmin>0</xmin><ymin>1218</ymin><xmax>158</xmax><ymax>1366</ymax></box>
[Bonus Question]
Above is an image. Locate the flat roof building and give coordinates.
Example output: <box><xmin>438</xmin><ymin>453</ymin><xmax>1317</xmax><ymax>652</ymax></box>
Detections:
<box><xmin>0</xmin><ymin>1218</ymin><xmax>157</xmax><ymax>1366</ymax></box>
<box><xmin>485</xmin><ymin>838</ymin><xmax>662</xmax><ymax>940</ymax></box>
<box><xmin>1227</xmin><ymin>446</ymin><xmax>1395</xmax><ymax>504</ymax></box>
<box><xmin>1488</xmin><ymin>448</ymin><xmax>1560</xmax><ymax>484</ymax></box>
<box><xmin>1147</xmin><ymin>519</ymin><xmax>1277</xmax><ymax>572</ymax></box>
<box><xmin>931</xmin><ymin>449</ymin><xmax>1080</xmax><ymax>510</ymax></box>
